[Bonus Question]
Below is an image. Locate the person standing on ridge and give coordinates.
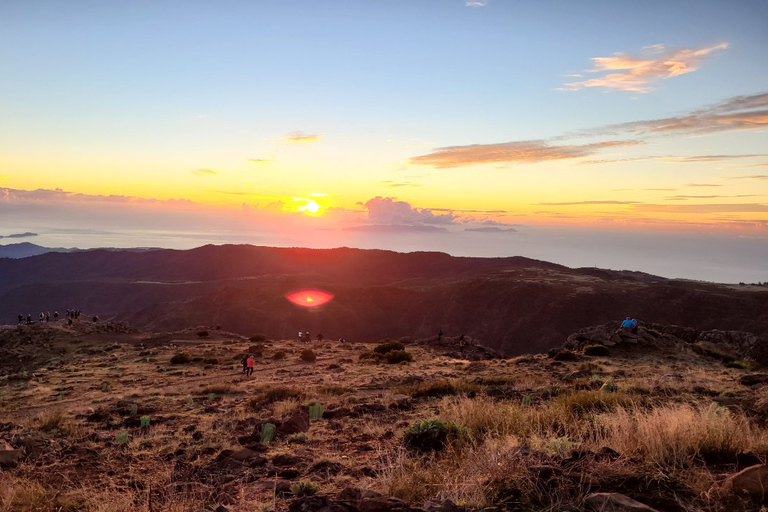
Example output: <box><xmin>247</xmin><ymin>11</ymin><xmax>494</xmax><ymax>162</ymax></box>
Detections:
<box><xmin>245</xmin><ymin>354</ymin><xmax>255</xmax><ymax>377</ymax></box>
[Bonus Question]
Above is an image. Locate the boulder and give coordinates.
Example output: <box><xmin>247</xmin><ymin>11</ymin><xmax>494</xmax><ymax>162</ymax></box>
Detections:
<box><xmin>721</xmin><ymin>464</ymin><xmax>768</xmax><ymax>499</ymax></box>
<box><xmin>584</xmin><ymin>492</ymin><xmax>659</xmax><ymax>512</ymax></box>
<box><xmin>278</xmin><ymin>410</ymin><xmax>310</xmax><ymax>437</ymax></box>
<box><xmin>740</xmin><ymin>374</ymin><xmax>768</xmax><ymax>387</ymax></box>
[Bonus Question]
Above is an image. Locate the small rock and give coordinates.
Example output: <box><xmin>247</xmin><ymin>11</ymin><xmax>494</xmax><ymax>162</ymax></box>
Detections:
<box><xmin>585</xmin><ymin>492</ymin><xmax>659</xmax><ymax>512</ymax></box>
<box><xmin>278</xmin><ymin>410</ymin><xmax>310</xmax><ymax>436</ymax></box>
<box><xmin>0</xmin><ymin>442</ymin><xmax>22</xmax><ymax>468</ymax></box>
<box><xmin>423</xmin><ymin>500</ymin><xmax>461</xmax><ymax>512</ymax></box>
<box><xmin>740</xmin><ymin>374</ymin><xmax>768</xmax><ymax>386</ymax></box>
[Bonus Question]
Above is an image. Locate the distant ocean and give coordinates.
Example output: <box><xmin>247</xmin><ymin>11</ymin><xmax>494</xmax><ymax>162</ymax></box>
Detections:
<box><xmin>2</xmin><ymin>225</ymin><xmax>767</xmax><ymax>284</ymax></box>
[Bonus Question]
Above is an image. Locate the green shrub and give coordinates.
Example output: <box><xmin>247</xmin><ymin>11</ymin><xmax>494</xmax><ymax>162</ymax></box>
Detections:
<box><xmin>403</xmin><ymin>419</ymin><xmax>459</xmax><ymax>452</ymax></box>
<box><xmin>583</xmin><ymin>345</ymin><xmax>611</xmax><ymax>357</ymax></box>
<box><xmin>359</xmin><ymin>351</ymin><xmax>381</xmax><ymax>362</ymax></box>
<box><xmin>170</xmin><ymin>352</ymin><xmax>192</xmax><ymax>364</ymax></box>
<box><xmin>290</xmin><ymin>481</ymin><xmax>318</xmax><ymax>497</ymax></box>
<box><xmin>300</xmin><ymin>349</ymin><xmax>316</xmax><ymax>363</ymax></box>
<box><xmin>385</xmin><ymin>350</ymin><xmax>413</xmax><ymax>364</ymax></box>
<box><xmin>373</xmin><ymin>340</ymin><xmax>405</xmax><ymax>354</ymax></box>
<box><xmin>249</xmin><ymin>333</ymin><xmax>268</xmax><ymax>343</ymax></box>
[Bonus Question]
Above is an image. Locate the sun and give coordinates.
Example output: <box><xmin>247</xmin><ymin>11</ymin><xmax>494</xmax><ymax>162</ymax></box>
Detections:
<box><xmin>297</xmin><ymin>199</ymin><xmax>322</xmax><ymax>215</ymax></box>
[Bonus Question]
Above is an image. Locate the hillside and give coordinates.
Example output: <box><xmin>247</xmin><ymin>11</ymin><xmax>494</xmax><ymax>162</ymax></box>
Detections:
<box><xmin>2</xmin><ymin>320</ymin><xmax>768</xmax><ymax>511</ymax></box>
<box><xmin>0</xmin><ymin>245</ymin><xmax>766</xmax><ymax>355</ymax></box>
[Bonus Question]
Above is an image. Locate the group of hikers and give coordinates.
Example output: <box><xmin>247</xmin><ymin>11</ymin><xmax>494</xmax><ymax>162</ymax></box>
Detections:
<box><xmin>17</xmin><ymin>309</ymin><xmax>93</xmax><ymax>326</ymax></box>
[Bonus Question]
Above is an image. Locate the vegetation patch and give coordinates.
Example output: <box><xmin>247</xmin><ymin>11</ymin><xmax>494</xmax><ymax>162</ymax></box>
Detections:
<box><xmin>403</xmin><ymin>418</ymin><xmax>460</xmax><ymax>452</ymax></box>
<box><xmin>583</xmin><ymin>344</ymin><xmax>611</xmax><ymax>357</ymax></box>
<box><xmin>401</xmin><ymin>379</ymin><xmax>479</xmax><ymax>399</ymax></box>
<box><xmin>249</xmin><ymin>333</ymin><xmax>268</xmax><ymax>343</ymax></box>
<box><xmin>170</xmin><ymin>352</ymin><xmax>192</xmax><ymax>364</ymax></box>
<box><xmin>374</xmin><ymin>340</ymin><xmax>406</xmax><ymax>354</ymax></box>
<box><xmin>300</xmin><ymin>349</ymin><xmax>317</xmax><ymax>363</ymax></box>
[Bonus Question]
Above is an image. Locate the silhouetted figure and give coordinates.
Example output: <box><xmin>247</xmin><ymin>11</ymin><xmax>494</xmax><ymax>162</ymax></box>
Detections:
<box><xmin>92</xmin><ymin>316</ymin><xmax>98</xmax><ymax>323</ymax></box>
<box><xmin>317</xmin><ymin>333</ymin><xmax>323</xmax><ymax>342</ymax></box>
<box><xmin>459</xmin><ymin>334</ymin><xmax>465</xmax><ymax>353</ymax></box>
<box><xmin>53</xmin><ymin>311</ymin><xmax>58</xmax><ymax>321</ymax></box>
<box><xmin>18</xmin><ymin>314</ymin><xmax>22</xmax><ymax>324</ymax></box>
<box><xmin>298</xmin><ymin>331</ymin><xmax>303</xmax><ymax>343</ymax></box>
<box><xmin>246</xmin><ymin>355</ymin><xmax>254</xmax><ymax>377</ymax></box>
<box><xmin>241</xmin><ymin>355</ymin><xmax>248</xmax><ymax>374</ymax></box>
<box><xmin>45</xmin><ymin>312</ymin><xmax>50</xmax><ymax>322</ymax></box>
<box><xmin>304</xmin><ymin>330</ymin><xmax>310</xmax><ymax>343</ymax></box>
<box><xmin>26</xmin><ymin>314</ymin><xmax>31</xmax><ymax>325</ymax></box>
<box><xmin>438</xmin><ymin>329</ymin><xmax>443</xmax><ymax>342</ymax></box>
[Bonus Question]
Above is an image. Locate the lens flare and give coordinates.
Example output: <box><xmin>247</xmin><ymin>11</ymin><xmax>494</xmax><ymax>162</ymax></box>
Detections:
<box><xmin>286</xmin><ymin>289</ymin><xmax>334</xmax><ymax>308</ymax></box>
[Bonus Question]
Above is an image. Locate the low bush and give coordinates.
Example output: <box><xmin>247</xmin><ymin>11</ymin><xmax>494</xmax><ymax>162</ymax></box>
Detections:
<box><xmin>374</xmin><ymin>340</ymin><xmax>406</xmax><ymax>354</ymax></box>
<box><xmin>553</xmin><ymin>389</ymin><xmax>634</xmax><ymax>413</ymax></box>
<box><xmin>249</xmin><ymin>333</ymin><xmax>268</xmax><ymax>343</ymax></box>
<box><xmin>300</xmin><ymin>349</ymin><xmax>316</xmax><ymax>363</ymax></box>
<box><xmin>202</xmin><ymin>357</ymin><xmax>219</xmax><ymax>365</ymax></box>
<box><xmin>552</xmin><ymin>351</ymin><xmax>580</xmax><ymax>362</ymax></box>
<box><xmin>583</xmin><ymin>345</ymin><xmax>611</xmax><ymax>357</ymax></box>
<box><xmin>404</xmin><ymin>418</ymin><xmax>460</xmax><ymax>452</ymax></box>
<box><xmin>291</xmin><ymin>480</ymin><xmax>319</xmax><ymax>497</ymax></box>
<box><xmin>248</xmin><ymin>385</ymin><xmax>305</xmax><ymax>410</ymax></box>
<box><xmin>170</xmin><ymin>352</ymin><xmax>192</xmax><ymax>364</ymax></box>
<box><xmin>248</xmin><ymin>344</ymin><xmax>265</xmax><ymax>355</ymax></box>
<box><xmin>272</xmin><ymin>351</ymin><xmax>286</xmax><ymax>360</ymax></box>
<box><xmin>385</xmin><ymin>350</ymin><xmax>413</xmax><ymax>364</ymax></box>
<box><xmin>196</xmin><ymin>330</ymin><xmax>209</xmax><ymax>338</ymax></box>
<box><xmin>404</xmin><ymin>379</ymin><xmax>479</xmax><ymax>399</ymax></box>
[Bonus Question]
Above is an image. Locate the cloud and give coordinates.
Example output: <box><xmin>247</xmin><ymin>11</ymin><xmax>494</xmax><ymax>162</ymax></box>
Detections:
<box><xmin>247</xmin><ymin>158</ymin><xmax>271</xmax><ymax>164</ymax></box>
<box><xmin>360</xmin><ymin>196</ymin><xmax>457</xmax><ymax>225</ymax></box>
<box><xmin>671</xmin><ymin>154</ymin><xmax>768</xmax><ymax>162</ymax></box>
<box><xmin>602</xmin><ymin>91</ymin><xmax>768</xmax><ymax>135</ymax></box>
<box><xmin>0</xmin><ymin>232</ymin><xmax>37</xmax><ymax>239</ymax></box>
<box><xmin>685</xmin><ymin>183</ymin><xmax>720</xmax><ymax>188</ymax></box>
<box><xmin>193</xmin><ymin>169</ymin><xmax>218</xmax><ymax>176</ymax></box>
<box><xmin>538</xmin><ymin>200</ymin><xmax>640</xmax><ymax>206</ymax></box>
<box><xmin>463</xmin><ymin>226</ymin><xmax>516</xmax><ymax>233</ymax></box>
<box><xmin>284</xmin><ymin>131</ymin><xmax>322</xmax><ymax>143</ymax></box>
<box><xmin>343</xmin><ymin>224</ymin><xmax>447</xmax><ymax>233</ymax></box>
<box><xmin>633</xmin><ymin>203</ymin><xmax>768</xmax><ymax>213</ymax></box>
<box><xmin>664</xmin><ymin>195</ymin><xmax>758</xmax><ymax>200</ymax></box>
<box><xmin>465</xmin><ymin>0</ymin><xmax>488</xmax><ymax>6</ymax></box>
<box><xmin>644</xmin><ymin>188</ymin><xmax>677</xmax><ymax>192</ymax></box>
<box><xmin>727</xmin><ymin>175</ymin><xmax>768</xmax><ymax>180</ymax></box>
<box><xmin>410</xmin><ymin>140</ymin><xmax>639</xmax><ymax>168</ymax></box>
<box><xmin>562</xmin><ymin>43</ymin><xmax>728</xmax><ymax>93</ymax></box>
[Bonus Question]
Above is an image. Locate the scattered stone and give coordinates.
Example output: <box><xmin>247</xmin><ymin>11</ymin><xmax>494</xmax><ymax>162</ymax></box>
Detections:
<box><xmin>423</xmin><ymin>500</ymin><xmax>461</xmax><ymax>512</ymax></box>
<box><xmin>584</xmin><ymin>492</ymin><xmax>660</xmax><ymax>512</ymax></box>
<box><xmin>278</xmin><ymin>410</ymin><xmax>310</xmax><ymax>437</ymax></box>
<box><xmin>0</xmin><ymin>442</ymin><xmax>22</xmax><ymax>468</ymax></box>
<box><xmin>721</xmin><ymin>464</ymin><xmax>768</xmax><ymax>499</ymax></box>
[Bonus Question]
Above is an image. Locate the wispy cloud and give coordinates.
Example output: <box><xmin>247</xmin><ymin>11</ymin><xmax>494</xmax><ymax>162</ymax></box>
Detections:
<box><xmin>193</xmin><ymin>169</ymin><xmax>218</xmax><ymax>176</ymax></box>
<box><xmin>284</xmin><ymin>131</ymin><xmax>322</xmax><ymax>143</ymax></box>
<box><xmin>685</xmin><ymin>183</ymin><xmax>721</xmax><ymax>188</ymax></box>
<box><xmin>538</xmin><ymin>200</ymin><xmax>640</xmax><ymax>206</ymax></box>
<box><xmin>561</xmin><ymin>43</ymin><xmax>728</xmax><ymax>93</ymax></box>
<box><xmin>634</xmin><ymin>203</ymin><xmax>768</xmax><ymax>213</ymax></box>
<box><xmin>727</xmin><ymin>175</ymin><xmax>768</xmax><ymax>180</ymax></box>
<box><xmin>664</xmin><ymin>195</ymin><xmax>758</xmax><ymax>200</ymax></box>
<box><xmin>247</xmin><ymin>158</ymin><xmax>271</xmax><ymax>164</ymax></box>
<box><xmin>603</xmin><ymin>91</ymin><xmax>768</xmax><ymax>135</ymax></box>
<box><xmin>465</xmin><ymin>0</ymin><xmax>488</xmax><ymax>6</ymax></box>
<box><xmin>410</xmin><ymin>140</ymin><xmax>639</xmax><ymax>168</ymax></box>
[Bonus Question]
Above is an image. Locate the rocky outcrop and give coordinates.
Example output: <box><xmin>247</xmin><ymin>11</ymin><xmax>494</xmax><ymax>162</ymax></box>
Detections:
<box><xmin>563</xmin><ymin>321</ymin><xmax>768</xmax><ymax>364</ymax></box>
<box><xmin>721</xmin><ymin>464</ymin><xmax>768</xmax><ymax>500</ymax></box>
<box><xmin>584</xmin><ymin>492</ymin><xmax>659</xmax><ymax>512</ymax></box>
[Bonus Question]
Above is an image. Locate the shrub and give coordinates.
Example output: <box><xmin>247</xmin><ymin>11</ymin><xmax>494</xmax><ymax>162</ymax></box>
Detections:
<box><xmin>553</xmin><ymin>389</ymin><xmax>634</xmax><ymax>413</ymax></box>
<box><xmin>552</xmin><ymin>351</ymin><xmax>579</xmax><ymax>361</ymax></box>
<box><xmin>300</xmin><ymin>349</ymin><xmax>316</xmax><ymax>363</ymax></box>
<box><xmin>201</xmin><ymin>384</ymin><xmax>236</xmax><ymax>395</ymax></box>
<box><xmin>36</xmin><ymin>410</ymin><xmax>67</xmax><ymax>433</ymax></box>
<box><xmin>248</xmin><ymin>344</ymin><xmax>265</xmax><ymax>355</ymax></box>
<box><xmin>404</xmin><ymin>379</ymin><xmax>479</xmax><ymax>399</ymax></box>
<box><xmin>291</xmin><ymin>481</ymin><xmax>319</xmax><ymax>497</ymax></box>
<box><xmin>249</xmin><ymin>333</ymin><xmax>268</xmax><ymax>343</ymax></box>
<box><xmin>196</xmin><ymin>330</ymin><xmax>209</xmax><ymax>338</ymax></box>
<box><xmin>583</xmin><ymin>345</ymin><xmax>611</xmax><ymax>357</ymax></box>
<box><xmin>374</xmin><ymin>340</ymin><xmax>405</xmax><ymax>354</ymax></box>
<box><xmin>203</xmin><ymin>357</ymin><xmax>219</xmax><ymax>365</ymax></box>
<box><xmin>272</xmin><ymin>351</ymin><xmax>286</xmax><ymax>360</ymax></box>
<box><xmin>359</xmin><ymin>351</ymin><xmax>381</xmax><ymax>362</ymax></box>
<box><xmin>170</xmin><ymin>352</ymin><xmax>192</xmax><ymax>364</ymax></box>
<box><xmin>385</xmin><ymin>350</ymin><xmax>413</xmax><ymax>364</ymax></box>
<box><xmin>404</xmin><ymin>419</ymin><xmax>459</xmax><ymax>452</ymax></box>
<box><xmin>248</xmin><ymin>385</ymin><xmax>305</xmax><ymax>410</ymax></box>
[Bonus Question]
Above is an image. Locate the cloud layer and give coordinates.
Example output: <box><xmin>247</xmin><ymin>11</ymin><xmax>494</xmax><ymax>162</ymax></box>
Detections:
<box><xmin>562</xmin><ymin>43</ymin><xmax>728</xmax><ymax>93</ymax></box>
<box><xmin>410</xmin><ymin>140</ymin><xmax>638</xmax><ymax>168</ymax></box>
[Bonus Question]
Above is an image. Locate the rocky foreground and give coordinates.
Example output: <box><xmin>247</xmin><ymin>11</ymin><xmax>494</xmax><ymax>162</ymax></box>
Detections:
<box><xmin>1</xmin><ymin>320</ymin><xmax>768</xmax><ymax>511</ymax></box>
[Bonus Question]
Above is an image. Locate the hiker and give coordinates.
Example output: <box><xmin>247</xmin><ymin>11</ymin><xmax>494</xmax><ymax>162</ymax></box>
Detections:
<box><xmin>304</xmin><ymin>330</ymin><xmax>310</xmax><ymax>343</ymax></box>
<box><xmin>245</xmin><ymin>354</ymin><xmax>255</xmax><ymax>377</ymax></box>
<box><xmin>317</xmin><ymin>332</ymin><xmax>324</xmax><ymax>342</ymax></box>
<box><xmin>53</xmin><ymin>311</ymin><xmax>58</xmax><ymax>321</ymax></box>
<box><xmin>298</xmin><ymin>331</ymin><xmax>303</xmax><ymax>343</ymax></box>
<box><xmin>39</xmin><ymin>312</ymin><xmax>44</xmax><ymax>323</ymax></box>
<box><xmin>459</xmin><ymin>334</ymin><xmax>465</xmax><ymax>353</ymax></box>
<box><xmin>630</xmin><ymin>318</ymin><xmax>639</xmax><ymax>333</ymax></box>
<box><xmin>17</xmin><ymin>314</ymin><xmax>22</xmax><ymax>324</ymax></box>
<box><xmin>45</xmin><ymin>312</ymin><xmax>50</xmax><ymax>322</ymax></box>
<box><xmin>240</xmin><ymin>354</ymin><xmax>248</xmax><ymax>374</ymax></box>
<box><xmin>26</xmin><ymin>314</ymin><xmax>31</xmax><ymax>324</ymax></box>
<box><xmin>620</xmin><ymin>317</ymin><xmax>638</xmax><ymax>333</ymax></box>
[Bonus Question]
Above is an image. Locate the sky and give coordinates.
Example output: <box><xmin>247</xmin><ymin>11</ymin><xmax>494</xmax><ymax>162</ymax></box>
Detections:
<box><xmin>1</xmin><ymin>0</ymin><xmax>767</xmax><ymax>282</ymax></box>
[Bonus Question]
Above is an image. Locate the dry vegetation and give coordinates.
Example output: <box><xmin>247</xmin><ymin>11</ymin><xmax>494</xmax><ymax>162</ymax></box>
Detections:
<box><xmin>1</xmin><ymin>322</ymin><xmax>768</xmax><ymax>511</ymax></box>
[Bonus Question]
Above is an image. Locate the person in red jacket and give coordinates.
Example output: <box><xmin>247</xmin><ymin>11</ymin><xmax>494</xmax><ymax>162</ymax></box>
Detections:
<box><xmin>246</xmin><ymin>355</ymin><xmax>255</xmax><ymax>377</ymax></box>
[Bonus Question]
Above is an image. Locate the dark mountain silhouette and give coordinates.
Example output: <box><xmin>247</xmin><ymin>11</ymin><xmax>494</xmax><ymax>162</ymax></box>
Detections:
<box><xmin>0</xmin><ymin>244</ymin><xmax>766</xmax><ymax>355</ymax></box>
